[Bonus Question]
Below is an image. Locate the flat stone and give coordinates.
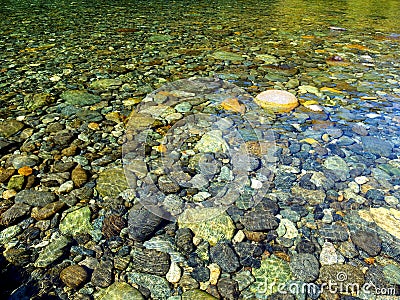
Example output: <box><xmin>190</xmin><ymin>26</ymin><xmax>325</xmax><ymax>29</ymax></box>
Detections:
<box><xmin>15</xmin><ymin>190</ymin><xmax>56</xmax><ymax>207</ymax></box>
<box><xmin>11</xmin><ymin>155</ymin><xmax>39</xmax><ymax>169</ymax></box>
<box><xmin>178</xmin><ymin>207</ymin><xmax>235</xmax><ymax>246</ymax></box>
<box><xmin>240</xmin><ymin>209</ymin><xmax>279</xmax><ymax>231</ymax></box>
<box><xmin>0</xmin><ymin>167</ymin><xmax>15</xmax><ymax>183</ymax></box>
<box><xmin>358</xmin><ymin>207</ymin><xmax>400</xmax><ymax>240</ymax></box>
<box><xmin>217</xmin><ymin>277</ymin><xmax>240</xmax><ymax>300</ymax></box>
<box><xmin>34</xmin><ymin>235</ymin><xmax>71</xmax><ymax>268</ymax></box>
<box><xmin>128</xmin><ymin>207</ymin><xmax>163</xmax><ymax>242</ymax></box>
<box><xmin>59</xmin><ymin>206</ymin><xmax>93</xmax><ymax>237</ymax></box>
<box><xmin>254</xmin><ymin>90</ymin><xmax>299</xmax><ymax>113</ymax></box>
<box><xmin>127</xmin><ymin>272</ymin><xmax>171</xmax><ymax>299</ymax></box>
<box><xmin>382</xmin><ymin>264</ymin><xmax>400</xmax><ymax>285</ymax></box>
<box><xmin>0</xmin><ymin>225</ymin><xmax>22</xmax><ymax>245</ymax></box>
<box><xmin>97</xmin><ymin>282</ymin><xmax>144</xmax><ymax>300</ymax></box>
<box><xmin>323</xmin><ymin>155</ymin><xmax>350</xmax><ymax>180</ymax></box>
<box><xmin>320</xmin><ymin>242</ymin><xmax>339</xmax><ymax>266</ymax></box>
<box><xmin>211</xmin><ymin>51</ymin><xmax>244</xmax><ymax>61</ymax></box>
<box><xmin>31</xmin><ymin>201</ymin><xmax>65</xmax><ymax>220</ymax></box>
<box><xmin>90</xmin><ymin>78</ymin><xmax>122</xmax><ymax>90</ymax></box>
<box><xmin>131</xmin><ymin>247</ymin><xmax>170</xmax><ymax>276</ymax></box>
<box><xmin>319</xmin><ymin>224</ymin><xmax>349</xmax><ymax>242</ymax></box>
<box><xmin>92</xmin><ymin>259</ymin><xmax>113</xmax><ymax>288</ymax></box>
<box><xmin>290</xmin><ymin>253</ymin><xmax>320</xmax><ymax>282</ymax></box>
<box><xmin>24</xmin><ymin>93</ymin><xmax>54</xmax><ymax>111</ymax></box>
<box><xmin>96</xmin><ymin>168</ymin><xmax>129</xmax><ymax>199</ymax></box>
<box><xmin>0</xmin><ymin>119</ymin><xmax>24</xmax><ymax>138</ymax></box>
<box><xmin>210</xmin><ymin>242</ymin><xmax>240</xmax><ymax>273</ymax></box>
<box><xmin>351</xmin><ymin>230</ymin><xmax>381</xmax><ymax>256</ymax></box>
<box><xmin>361</xmin><ymin>136</ymin><xmax>393</xmax><ymax>157</ymax></box>
<box><xmin>318</xmin><ymin>264</ymin><xmax>365</xmax><ymax>288</ymax></box>
<box><xmin>194</xmin><ymin>130</ymin><xmax>229</xmax><ymax>153</ymax></box>
<box><xmin>60</xmin><ymin>265</ymin><xmax>88</xmax><ymax>289</ymax></box>
<box><xmin>60</xmin><ymin>90</ymin><xmax>101</xmax><ymax>106</ymax></box>
<box><xmin>0</xmin><ymin>203</ymin><xmax>31</xmax><ymax>226</ymax></box>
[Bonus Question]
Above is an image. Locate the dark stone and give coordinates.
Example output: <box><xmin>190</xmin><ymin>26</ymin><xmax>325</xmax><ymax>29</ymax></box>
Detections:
<box><xmin>274</xmin><ymin>172</ymin><xmax>297</xmax><ymax>192</ymax></box>
<box><xmin>175</xmin><ymin>228</ymin><xmax>195</xmax><ymax>256</ymax></box>
<box><xmin>91</xmin><ymin>259</ymin><xmax>113</xmax><ymax>288</ymax></box>
<box><xmin>0</xmin><ymin>203</ymin><xmax>31</xmax><ymax>226</ymax></box>
<box><xmin>128</xmin><ymin>207</ymin><xmax>163</xmax><ymax>241</ymax></box>
<box><xmin>158</xmin><ymin>175</ymin><xmax>180</xmax><ymax>194</ymax></box>
<box><xmin>351</xmin><ymin>230</ymin><xmax>381</xmax><ymax>256</ymax></box>
<box><xmin>299</xmin><ymin>173</ymin><xmax>317</xmax><ymax>190</ymax></box>
<box><xmin>187</xmin><ymin>253</ymin><xmax>204</xmax><ymax>268</ymax></box>
<box><xmin>234</xmin><ymin>242</ymin><xmax>263</xmax><ymax>268</ymax></box>
<box><xmin>361</xmin><ymin>136</ymin><xmax>393</xmax><ymax>157</ymax></box>
<box><xmin>210</xmin><ymin>242</ymin><xmax>240</xmax><ymax>273</ymax></box>
<box><xmin>191</xmin><ymin>266</ymin><xmax>210</xmax><ymax>282</ymax></box>
<box><xmin>289</xmin><ymin>253</ymin><xmax>319</xmax><ymax>282</ymax></box>
<box><xmin>131</xmin><ymin>247</ymin><xmax>170</xmax><ymax>276</ymax></box>
<box><xmin>365</xmin><ymin>189</ymin><xmax>385</xmax><ymax>203</ymax></box>
<box><xmin>319</xmin><ymin>224</ymin><xmax>349</xmax><ymax>242</ymax></box>
<box><xmin>15</xmin><ymin>190</ymin><xmax>56</xmax><ymax>207</ymax></box>
<box><xmin>102</xmin><ymin>215</ymin><xmax>127</xmax><ymax>239</ymax></box>
<box><xmin>217</xmin><ymin>277</ymin><xmax>239</xmax><ymax>300</ymax></box>
<box><xmin>296</xmin><ymin>240</ymin><xmax>316</xmax><ymax>254</ymax></box>
<box><xmin>240</xmin><ymin>210</ymin><xmax>279</xmax><ymax>231</ymax></box>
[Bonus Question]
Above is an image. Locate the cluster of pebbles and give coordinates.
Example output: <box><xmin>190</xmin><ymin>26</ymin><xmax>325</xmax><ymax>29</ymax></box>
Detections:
<box><xmin>1</xmin><ymin>0</ymin><xmax>400</xmax><ymax>299</ymax></box>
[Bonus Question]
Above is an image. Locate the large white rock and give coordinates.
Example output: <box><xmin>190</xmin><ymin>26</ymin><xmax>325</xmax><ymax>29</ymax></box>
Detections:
<box><xmin>254</xmin><ymin>90</ymin><xmax>299</xmax><ymax>113</ymax></box>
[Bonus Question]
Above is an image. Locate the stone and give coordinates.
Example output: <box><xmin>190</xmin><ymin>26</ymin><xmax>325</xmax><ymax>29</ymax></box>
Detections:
<box><xmin>291</xmin><ymin>186</ymin><xmax>326</xmax><ymax>205</ymax></box>
<box><xmin>12</xmin><ymin>155</ymin><xmax>39</xmax><ymax>169</ymax></box>
<box><xmin>210</xmin><ymin>242</ymin><xmax>240</xmax><ymax>273</ymax></box>
<box><xmin>194</xmin><ymin>130</ymin><xmax>229</xmax><ymax>153</ymax></box>
<box><xmin>60</xmin><ymin>265</ymin><xmax>88</xmax><ymax>289</ymax></box>
<box><xmin>34</xmin><ymin>235</ymin><xmax>71</xmax><ymax>267</ymax></box>
<box><xmin>0</xmin><ymin>119</ymin><xmax>24</xmax><ymax>138</ymax></box>
<box><xmin>102</xmin><ymin>214</ymin><xmax>127</xmax><ymax>239</ymax></box>
<box><xmin>128</xmin><ymin>207</ymin><xmax>163</xmax><ymax>242</ymax></box>
<box><xmin>361</xmin><ymin>136</ymin><xmax>393</xmax><ymax>157</ymax></box>
<box><xmin>182</xmin><ymin>289</ymin><xmax>217</xmax><ymax>300</ymax></box>
<box><xmin>240</xmin><ymin>209</ymin><xmax>279</xmax><ymax>231</ymax></box>
<box><xmin>18</xmin><ymin>166</ymin><xmax>33</xmax><ymax>176</ymax></box>
<box><xmin>7</xmin><ymin>175</ymin><xmax>24</xmax><ymax>191</ymax></box>
<box><xmin>15</xmin><ymin>190</ymin><xmax>56</xmax><ymax>207</ymax></box>
<box><xmin>217</xmin><ymin>277</ymin><xmax>240</xmax><ymax>300</ymax></box>
<box><xmin>166</xmin><ymin>262</ymin><xmax>182</xmax><ymax>284</ymax></box>
<box><xmin>175</xmin><ymin>228</ymin><xmax>195</xmax><ymax>256</ymax></box>
<box><xmin>31</xmin><ymin>201</ymin><xmax>65</xmax><ymax>220</ymax></box>
<box><xmin>60</xmin><ymin>90</ymin><xmax>101</xmax><ymax>106</ymax></box>
<box><xmin>318</xmin><ymin>264</ymin><xmax>365</xmax><ymax>289</ymax></box>
<box><xmin>319</xmin><ymin>224</ymin><xmax>349</xmax><ymax>242</ymax></box>
<box><xmin>250</xmin><ymin>255</ymin><xmax>292</xmax><ymax>296</ymax></box>
<box><xmin>131</xmin><ymin>247</ymin><xmax>170</xmax><ymax>276</ymax></box>
<box><xmin>254</xmin><ymin>90</ymin><xmax>299</xmax><ymax>113</ymax></box>
<box><xmin>0</xmin><ymin>203</ymin><xmax>31</xmax><ymax>226</ymax></box>
<box><xmin>351</xmin><ymin>230</ymin><xmax>381</xmax><ymax>256</ymax></box>
<box><xmin>358</xmin><ymin>207</ymin><xmax>400</xmax><ymax>240</ymax></box>
<box><xmin>276</xmin><ymin>218</ymin><xmax>298</xmax><ymax>239</ymax></box>
<box><xmin>96</xmin><ymin>168</ymin><xmax>129</xmax><ymax>198</ymax></box>
<box><xmin>211</xmin><ymin>51</ymin><xmax>244</xmax><ymax>61</ymax></box>
<box><xmin>97</xmin><ymin>282</ymin><xmax>144</xmax><ymax>300</ymax></box>
<box><xmin>3</xmin><ymin>247</ymin><xmax>31</xmax><ymax>266</ymax></box>
<box><xmin>382</xmin><ymin>264</ymin><xmax>400</xmax><ymax>285</ymax></box>
<box><xmin>90</xmin><ymin>78</ymin><xmax>122</xmax><ymax>90</ymax></box>
<box><xmin>290</xmin><ymin>253</ymin><xmax>319</xmax><ymax>282</ymax></box>
<box><xmin>0</xmin><ymin>225</ymin><xmax>22</xmax><ymax>245</ymax></box>
<box><xmin>24</xmin><ymin>93</ymin><xmax>54</xmax><ymax>111</ymax></box>
<box><xmin>323</xmin><ymin>156</ymin><xmax>349</xmax><ymax>180</ymax></box>
<box><xmin>178</xmin><ymin>208</ymin><xmax>235</xmax><ymax>246</ymax></box>
<box><xmin>71</xmin><ymin>165</ymin><xmax>88</xmax><ymax>187</ymax></box>
<box><xmin>127</xmin><ymin>272</ymin><xmax>171</xmax><ymax>299</ymax></box>
<box><xmin>158</xmin><ymin>175</ymin><xmax>180</xmax><ymax>194</ymax></box>
<box><xmin>92</xmin><ymin>259</ymin><xmax>113</xmax><ymax>288</ymax></box>
<box><xmin>320</xmin><ymin>242</ymin><xmax>339</xmax><ymax>266</ymax></box>
<box><xmin>0</xmin><ymin>167</ymin><xmax>15</xmax><ymax>183</ymax></box>
<box><xmin>234</xmin><ymin>242</ymin><xmax>263</xmax><ymax>268</ymax></box>
<box><xmin>59</xmin><ymin>206</ymin><xmax>93</xmax><ymax>237</ymax></box>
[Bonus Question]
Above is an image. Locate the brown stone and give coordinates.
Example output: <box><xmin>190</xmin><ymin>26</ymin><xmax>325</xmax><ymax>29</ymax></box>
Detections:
<box><xmin>71</xmin><ymin>165</ymin><xmax>88</xmax><ymax>187</ymax></box>
<box><xmin>102</xmin><ymin>214</ymin><xmax>127</xmax><ymax>239</ymax></box>
<box><xmin>60</xmin><ymin>265</ymin><xmax>88</xmax><ymax>289</ymax></box>
<box><xmin>0</xmin><ymin>167</ymin><xmax>15</xmax><ymax>183</ymax></box>
<box><xmin>31</xmin><ymin>201</ymin><xmax>65</xmax><ymax>220</ymax></box>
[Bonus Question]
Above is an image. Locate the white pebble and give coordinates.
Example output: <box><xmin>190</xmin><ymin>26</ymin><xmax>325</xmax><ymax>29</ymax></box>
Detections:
<box><xmin>355</xmin><ymin>176</ymin><xmax>369</xmax><ymax>185</ymax></box>
<box><xmin>166</xmin><ymin>262</ymin><xmax>182</xmax><ymax>284</ymax></box>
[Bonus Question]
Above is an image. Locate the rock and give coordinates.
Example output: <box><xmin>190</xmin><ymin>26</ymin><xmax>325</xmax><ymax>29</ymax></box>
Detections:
<box><xmin>3</xmin><ymin>247</ymin><xmax>31</xmax><ymax>266</ymax></box>
<box><xmin>291</xmin><ymin>186</ymin><xmax>326</xmax><ymax>205</ymax></box>
<box><xmin>53</xmin><ymin>129</ymin><xmax>75</xmax><ymax>146</ymax></box>
<box><xmin>382</xmin><ymin>264</ymin><xmax>400</xmax><ymax>285</ymax></box>
<box><xmin>217</xmin><ymin>277</ymin><xmax>240</xmax><ymax>300</ymax></box>
<box><xmin>18</xmin><ymin>166</ymin><xmax>33</xmax><ymax>176</ymax></box>
<box><xmin>182</xmin><ymin>289</ymin><xmax>218</xmax><ymax>300</ymax></box>
<box><xmin>92</xmin><ymin>259</ymin><xmax>113</xmax><ymax>288</ymax></box>
<box><xmin>249</xmin><ymin>255</ymin><xmax>292</xmax><ymax>296</ymax></box>
<box><xmin>7</xmin><ymin>175</ymin><xmax>24</xmax><ymax>190</ymax></box>
<box><xmin>102</xmin><ymin>214</ymin><xmax>127</xmax><ymax>239</ymax></box>
<box><xmin>338</xmin><ymin>241</ymin><xmax>359</xmax><ymax>259</ymax></box>
<box><xmin>60</xmin><ymin>90</ymin><xmax>101</xmax><ymax>106</ymax></box>
<box><xmin>240</xmin><ymin>209</ymin><xmax>279</xmax><ymax>231</ymax></box>
<box><xmin>0</xmin><ymin>203</ymin><xmax>31</xmax><ymax>226</ymax></box>
<box><xmin>97</xmin><ymin>282</ymin><xmax>144</xmax><ymax>300</ymax></box>
<box><xmin>319</xmin><ymin>224</ymin><xmax>349</xmax><ymax>242</ymax></box>
<box><xmin>131</xmin><ymin>247</ymin><xmax>170</xmax><ymax>276</ymax></box>
<box><xmin>60</xmin><ymin>265</ymin><xmax>88</xmax><ymax>289</ymax></box>
<box><xmin>194</xmin><ymin>130</ymin><xmax>228</xmax><ymax>153</ymax></box>
<box><xmin>24</xmin><ymin>93</ymin><xmax>54</xmax><ymax>111</ymax></box>
<box><xmin>166</xmin><ymin>262</ymin><xmax>182</xmax><ymax>284</ymax></box>
<box><xmin>234</xmin><ymin>242</ymin><xmax>263</xmax><ymax>268</ymax></box>
<box><xmin>34</xmin><ymin>235</ymin><xmax>71</xmax><ymax>267</ymax></box>
<box><xmin>90</xmin><ymin>78</ymin><xmax>122</xmax><ymax>90</ymax></box>
<box><xmin>276</xmin><ymin>218</ymin><xmax>298</xmax><ymax>239</ymax></box>
<box><xmin>290</xmin><ymin>253</ymin><xmax>319</xmax><ymax>282</ymax></box>
<box><xmin>96</xmin><ymin>168</ymin><xmax>129</xmax><ymax>198</ymax></box>
<box><xmin>323</xmin><ymin>155</ymin><xmax>350</xmax><ymax>181</ymax></box>
<box><xmin>127</xmin><ymin>272</ymin><xmax>171</xmax><ymax>299</ymax></box>
<box><xmin>318</xmin><ymin>264</ymin><xmax>365</xmax><ymax>288</ymax></box>
<box><xmin>12</xmin><ymin>155</ymin><xmax>39</xmax><ymax>169</ymax></box>
<box><xmin>0</xmin><ymin>225</ymin><xmax>22</xmax><ymax>245</ymax></box>
<box><xmin>320</xmin><ymin>242</ymin><xmax>340</xmax><ymax>266</ymax></box>
<box><xmin>31</xmin><ymin>201</ymin><xmax>65</xmax><ymax>220</ymax></box>
<box><xmin>59</xmin><ymin>206</ymin><xmax>93</xmax><ymax>236</ymax></box>
<box><xmin>175</xmin><ymin>228</ymin><xmax>195</xmax><ymax>256</ymax></box>
<box><xmin>210</xmin><ymin>242</ymin><xmax>240</xmax><ymax>273</ymax></box>
<box><xmin>211</xmin><ymin>51</ymin><xmax>244</xmax><ymax>61</ymax></box>
<box><xmin>15</xmin><ymin>190</ymin><xmax>56</xmax><ymax>207</ymax></box>
<box><xmin>358</xmin><ymin>207</ymin><xmax>400</xmax><ymax>240</ymax></box>
<box><xmin>128</xmin><ymin>207</ymin><xmax>163</xmax><ymax>242</ymax></box>
<box><xmin>158</xmin><ymin>175</ymin><xmax>180</xmax><ymax>194</ymax></box>
<box><xmin>191</xmin><ymin>266</ymin><xmax>210</xmax><ymax>282</ymax></box>
<box><xmin>179</xmin><ymin>273</ymin><xmax>200</xmax><ymax>291</ymax></box>
<box><xmin>361</xmin><ymin>136</ymin><xmax>393</xmax><ymax>157</ymax></box>
<box><xmin>254</xmin><ymin>90</ymin><xmax>298</xmax><ymax>113</ymax></box>
<box><xmin>0</xmin><ymin>167</ymin><xmax>15</xmax><ymax>183</ymax></box>
<box><xmin>71</xmin><ymin>165</ymin><xmax>88</xmax><ymax>187</ymax></box>
<box><xmin>178</xmin><ymin>208</ymin><xmax>235</xmax><ymax>246</ymax></box>
<box><xmin>0</xmin><ymin>119</ymin><xmax>24</xmax><ymax>138</ymax></box>
<box><xmin>351</xmin><ymin>230</ymin><xmax>381</xmax><ymax>256</ymax></box>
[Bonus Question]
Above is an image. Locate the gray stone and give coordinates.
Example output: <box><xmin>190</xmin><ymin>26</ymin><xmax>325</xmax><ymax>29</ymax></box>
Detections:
<box><xmin>319</xmin><ymin>224</ymin><xmax>349</xmax><ymax>242</ymax></box>
<box><xmin>351</xmin><ymin>230</ymin><xmax>381</xmax><ymax>256</ymax></box>
<box><xmin>15</xmin><ymin>190</ymin><xmax>56</xmax><ymax>207</ymax></box>
<box><xmin>290</xmin><ymin>253</ymin><xmax>319</xmax><ymax>282</ymax></box>
<box><xmin>34</xmin><ymin>235</ymin><xmax>71</xmax><ymax>267</ymax></box>
<box><xmin>210</xmin><ymin>242</ymin><xmax>240</xmax><ymax>273</ymax></box>
<box><xmin>92</xmin><ymin>259</ymin><xmax>113</xmax><ymax>288</ymax></box>
<box><xmin>127</xmin><ymin>272</ymin><xmax>171</xmax><ymax>299</ymax></box>
<box><xmin>362</xmin><ymin>136</ymin><xmax>393</xmax><ymax>157</ymax></box>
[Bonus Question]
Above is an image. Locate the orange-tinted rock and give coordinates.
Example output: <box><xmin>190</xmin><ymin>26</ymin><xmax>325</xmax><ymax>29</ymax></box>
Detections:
<box><xmin>18</xmin><ymin>166</ymin><xmax>33</xmax><ymax>176</ymax></box>
<box><xmin>60</xmin><ymin>265</ymin><xmax>88</xmax><ymax>289</ymax></box>
<box><xmin>254</xmin><ymin>90</ymin><xmax>298</xmax><ymax>113</ymax></box>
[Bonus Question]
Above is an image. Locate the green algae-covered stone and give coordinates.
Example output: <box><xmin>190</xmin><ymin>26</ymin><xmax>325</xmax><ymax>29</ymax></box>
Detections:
<box><xmin>127</xmin><ymin>272</ymin><xmax>171</xmax><ymax>299</ymax></box>
<box><xmin>182</xmin><ymin>289</ymin><xmax>218</xmax><ymax>300</ymax></box>
<box><xmin>178</xmin><ymin>207</ymin><xmax>235</xmax><ymax>246</ymax></box>
<box><xmin>60</xmin><ymin>206</ymin><xmax>93</xmax><ymax>236</ymax></box>
<box><xmin>34</xmin><ymin>235</ymin><xmax>71</xmax><ymax>268</ymax></box>
<box><xmin>96</xmin><ymin>168</ymin><xmax>129</xmax><ymax>199</ymax></box>
<box><xmin>249</xmin><ymin>255</ymin><xmax>292</xmax><ymax>297</ymax></box>
<box><xmin>97</xmin><ymin>282</ymin><xmax>144</xmax><ymax>300</ymax></box>
<box><xmin>90</xmin><ymin>79</ymin><xmax>122</xmax><ymax>90</ymax></box>
<box><xmin>0</xmin><ymin>119</ymin><xmax>24</xmax><ymax>138</ymax></box>
<box><xmin>60</xmin><ymin>90</ymin><xmax>101</xmax><ymax>106</ymax></box>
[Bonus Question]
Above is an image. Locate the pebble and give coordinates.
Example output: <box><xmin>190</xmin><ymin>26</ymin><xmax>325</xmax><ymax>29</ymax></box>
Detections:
<box><xmin>319</xmin><ymin>242</ymin><xmax>340</xmax><ymax>265</ymax></box>
<box><xmin>60</xmin><ymin>265</ymin><xmax>88</xmax><ymax>289</ymax></box>
<box><xmin>210</xmin><ymin>242</ymin><xmax>240</xmax><ymax>273</ymax></box>
<box><xmin>15</xmin><ymin>190</ymin><xmax>56</xmax><ymax>207</ymax></box>
<box><xmin>71</xmin><ymin>165</ymin><xmax>88</xmax><ymax>187</ymax></box>
<box><xmin>96</xmin><ymin>282</ymin><xmax>144</xmax><ymax>300</ymax></box>
<box><xmin>127</xmin><ymin>272</ymin><xmax>171</xmax><ymax>299</ymax></box>
<box><xmin>240</xmin><ymin>209</ymin><xmax>279</xmax><ymax>231</ymax></box>
<box><xmin>289</xmin><ymin>253</ymin><xmax>320</xmax><ymax>282</ymax></box>
<box><xmin>128</xmin><ymin>207</ymin><xmax>163</xmax><ymax>242</ymax></box>
<box><xmin>175</xmin><ymin>228</ymin><xmax>195</xmax><ymax>256</ymax></box>
<box><xmin>34</xmin><ymin>235</ymin><xmax>71</xmax><ymax>268</ymax></box>
<box><xmin>131</xmin><ymin>247</ymin><xmax>170</xmax><ymax>276</ymax></box>
<box><xmin>0</xmin><ymin>203</ymin><xmax>31</xmax><ymax>226</ymax></box>
<box><xmin>351</xmin><ymin>230</ymin><xmax>382</xmax><ymax>256</ymax></box>
<box><xmin>91</xmin><ymin>259</ymin><xmax>113</xmax><ymax>288</ymax></box>
<box><xmin>59</xmin><ymin>206</ymin><xmax>93</xmax><ymax>237</ymax></box>
<box><xmin>181</xmin><ymin>289</ymin><xmax>217</xmax><ymax>300</ymax></box>
<box><xmin>217</xmin><ymin>277</ymin><xmax>240</xmax><ymax>300</ymax></box>
<box><xmin>166</xmin><ymin>262</ymin><xmax>182</xmax><ymax>283</ymax></box>
<box><xmin>102</xmin><ymin>214</ymin><xmax>127</xmax><ymax>239</ymax></box>
<box><xmin>31</xmin><ymin>201</ymin><xmax>65</xmax><ymax>220</ymax></box>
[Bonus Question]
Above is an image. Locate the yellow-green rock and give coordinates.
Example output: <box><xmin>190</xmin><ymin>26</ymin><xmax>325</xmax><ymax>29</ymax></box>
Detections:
<box><xmin>96</xmin><ymin>168</ymin><xmax>129</xmax><ymax>199</ymax></box>
<box><xmin>60</xmin><ymin>207</ymin><xmax>93</xmax><ymax>236</ymax></box>
<box><xmin>96</xmin><ymin>282</ymin><xmax>144</xmax><ymax>300</ymax></box>
<box><xmin>182</xmin><ymin>289</ymin><xmax>218</xmax><ymax>300</ymax></box>
<box><xmin>358</xmin><ymin>207</ymin><xmax>400</xmax><ymax>240</ymax></box>
<box><xmin>178</xmin><ymin>207</ymin><xmax>235</xmax><ymax>246</ymax></box>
